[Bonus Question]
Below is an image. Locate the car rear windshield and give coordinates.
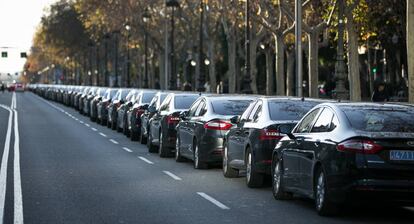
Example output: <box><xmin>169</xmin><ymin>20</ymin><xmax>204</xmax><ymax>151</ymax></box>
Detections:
<box><xmin>269</xmin><ymin>101</ymin><xmax>320</xmax><ymax>121</ymax></box>
<box><xmin>342</xmin><ymin>107</ymin><xmax>414</xmax><ymax>132</ymax></box>
<box><xmin>174</xmin><ymin>95</ymin><xmax>199</xmax><ymax>109</ymax></box>
<box><xmin>211</xmin><ymin>99</ymin><xmax>252</xmax><ymax>115</ymax></box>
<box><xmin>142</xmin><ymin>93</ymin><xmax>156</xmax><ymax>103</ymax></box>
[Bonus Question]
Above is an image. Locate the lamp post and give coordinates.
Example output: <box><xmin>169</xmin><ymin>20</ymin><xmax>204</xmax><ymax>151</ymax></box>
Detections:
<box><xmin>143</xmin><ymin>8</ymin><xmax>151</xmax><ymax>88</ymax></box>
<box><xmin>104</xmin><ymin>33</ymin><xmax>110</xmax><ymax>87</ymax></box>
<box><xmin>334</xmin><ymin>0</ymin><xmax>349</xmax><ymax>100</ymax></box>
<box><xmin>88</xmin><ymin>41</ymin><xmax>94</xmax><ymax>86</ymax></box>
<box><xmin>125</xmin><ymin>24</ymin><xmax>131</xmax><ymax>87</ymax></box>
<box><xmin>295</xmin><ymin>0</ymin><xmax>303</xmax><ymax>97</ymax></box>
<box><xmin>166</xmin><ymin>0</ymin><xmax>179</xmax><ymax>90</ymax></box>
<box><xmin>96</xmin><ymin>42</ymin><xmax>100</xmax><ymax>86</ymax></box>
<box><xmin>197</xmin><ymin>0</ymin><xmax>206</xmax><ymax>92</ymax></box>
<box><xmin>242</xmin><ymin>0</ymin><xmax>252</xmax><ymax>94</ymax></box>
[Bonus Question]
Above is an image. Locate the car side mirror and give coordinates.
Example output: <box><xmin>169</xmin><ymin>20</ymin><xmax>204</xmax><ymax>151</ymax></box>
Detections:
<box><xmin>230</xmin><ymin>115</ymin><xmax>240</xmax><ymax>124</ymax></box>
<box><xmin>120</xmin><ymin>100</ymin><xmax>125</xmax><ymax>104</ymax></box>
<box><xmin>278</xmin><ymin>124</ymin><xmax>296</xmax><ymax>140</ymax></box>
<box><xmin>142</xmin><ymin>104</ymin><xmax>149</xmax><ymax>110</ymax></box>
<box><xmin>179</xmin><ymin>111</ymin><xmax>188</xmax><ymax>120</ymax></box>
<box><xmin>128</xmin><ymin>102</ymin><xmax>133</xmax><ymax>107</ymax></box>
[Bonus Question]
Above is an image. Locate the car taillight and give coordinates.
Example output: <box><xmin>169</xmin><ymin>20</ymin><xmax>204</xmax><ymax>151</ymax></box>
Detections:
<box><xmin>259</xmin><ymin>129</ymin><xmax>282</xmax><ymax>141</ymax></box>
<box><xmin>167</xmin><ymin>115</ymin><xmax>180</xmax><ymax>125</ymax></box>
<box><xmin>135</xmin><ymin>108</ymin><xmax>145</xmax><ymax>119</ymax></box>
<box><xmin>337</xmin><ymin>139</ymin><xmax>382</xmax><ymax>154</ymax></box>
<box><xmin>204</xmin><ymin>120</ymin><xmax>232</xmax><ymax>130</ymax></box>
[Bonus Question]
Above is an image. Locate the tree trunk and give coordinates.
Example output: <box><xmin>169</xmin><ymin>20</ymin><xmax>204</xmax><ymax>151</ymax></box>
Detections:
<box><xmin>286</xmin><ymin>49</ymin><xmax>295</xmax><ymax>96</ymax></box>
<box><xmin>158</xmin><ymin>52</ymin><xmax>166</xmax><ymax>90</ymax></box>
<box><xmin>250</xmin><ymin>39</ymin><xmax>259</xmax><ymax>94</ymax></box>
<box><xmin>275</xmin><ymin>34</ymin><xmax>285</xmax><ymax>96</ymax></box>
<box><xmin>408</xmin><ymin>0</ymin><xmax>414</xmax><ymax>103</ymax></box>
<box><xmin>346</xmin><ymin>11</ymin><xmax>362</xmax><ymax>101</ymax></box>
<box><xmin>208</xmin><ymin>41</ymin><xmax>217</xmax><ymax>92</ymax></box>
<box><xmin>308</xmin><ymin>33</ymin><xmax>319</xmax><ymax>98</ymax></box>
<box><xmin>265</xmin><ymin>48</ymin><xmax>274</xmax><ymax>95</ymax></box>
<box><xmin>227</xmin><ymin>36</ymin><xmax>237</xmax><ymax>93</ymax></box>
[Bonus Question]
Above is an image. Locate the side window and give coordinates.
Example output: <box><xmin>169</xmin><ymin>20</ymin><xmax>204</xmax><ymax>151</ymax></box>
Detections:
<box><xmin>330</xmin><ymin>115</ymin><xmax>340</xmax><ymax>132</ymax></box>
<box><xmin>195</xmin><ymin>101</ymin><xmax>206</xmax><ymax>117</ymax></box>
<box><xmin>240</xmin><ymin>102</ymin><xmax>256</xmax><ymax>122</ymax></box>
<box><xmin>188</xmin><ymin>100</ymin><xmax>201</xmax><ymax>117</ymax></box>
<box><xmin>149</xmin><ymin>96</ymin><xmax>158</xmax><ymax>108</ymax></box>
<box><xmin>311</xmin><ymin>108</ymin><xmax>334</xmax><ymax>133</ymax></box>
<box><xmin>248</xmin><ymin>101</ymin><xmax>262</xmax><ymax>122</ymax></box>
<box><xmin>294</xmin><ymin>108</ymin><xmax>321</xmax><ymax>133</ymax></box>
<box><xmin>160</xmin><ymin>96</ymin><xmax>171</xmax><ymax>112</ymax></box>
<box><xmin>253</xmin><ymin>104</ymin><xmax>262</xmax><ymax>122</ymax></box>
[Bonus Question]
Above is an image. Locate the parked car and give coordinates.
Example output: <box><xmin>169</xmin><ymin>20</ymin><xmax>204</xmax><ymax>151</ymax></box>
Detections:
<box><xmin>147</xmin><ymin>92</ymin><xmax>201</xmax><ymax>157</ymax></box>
<box><xmin>175</xmin><ymin>95</ymin><xmax>256</xmax><ymax>169</ymax></box>
<box><xmin>272</xmin><ymin>103</ymin><xmax>414</xmax><ymax>216</ymax></box>
<box><xmin>77</xmin><ymin>87</ymin><xmax>90</xmax><ymax>113</ymax></box>
<box><xmin>107</xmin><ymin>89</ymin><xmax>131</xmax><ymax>130</ymax></box>
<box><xmin>117</xmin><ymin>89</ymin><xmax>139</xmax><ymax>134</ymax></box>
<box><xmin>223</xmin><ymin>97</ymin><xmax>326</xmax><ymax>187</ymax></box>
<box><xmin>15</xmin><ymin>83</ymin><xmax>25</xmax><ymax>92</ymax></box>
<box><xmin>83</xmin><ymin>87</ymin><xmax>98</xmax><ymax>116</ymax></box>
<box><xmin>140</xmin><ymin>92</ymin><xmax>169</xmax><ymax>144</ymax></box>
<box><xmin>127</xmin><ymin>90</ymin><xmax>157</xmax><ymax>141</ymax></box>
<box><xmin>90</xmin><ymin>87</ymin><xmax>107</xmax><ymax>122</ymax></box>
<box><xmin>97</xmin><ymin>88</ymin><xmax>118</xmax><ymax>125</ymax></box>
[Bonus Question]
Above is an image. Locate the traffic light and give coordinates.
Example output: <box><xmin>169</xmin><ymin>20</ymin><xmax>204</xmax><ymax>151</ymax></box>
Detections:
<box><xmin>1</xmin><ymin>52</ymin><xmax>7</xmax><ymax>58</ymax></box>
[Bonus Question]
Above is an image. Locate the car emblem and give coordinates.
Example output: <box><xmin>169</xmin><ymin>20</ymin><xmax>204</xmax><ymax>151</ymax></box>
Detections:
<box><xmin>407</xmin><ymin>141</ymin><xmax>414</xmax><ymax>146</ymax></box>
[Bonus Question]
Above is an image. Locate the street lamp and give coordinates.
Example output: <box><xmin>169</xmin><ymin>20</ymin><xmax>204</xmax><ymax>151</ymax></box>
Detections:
<box><xmin>166</xmin><ymin>0</ymin><xmax>179</xmax><ymax>90</ymax></box>
<box><xmin>334</xmin><ymin>0</ymin><xmax>349</xmax><ymax>100</ymax></box>
<box><xmin>196</xmin><ymin>0</ymin><xmax>206</xmax><ymax>92</ymax></box>
<box><xmin>242</xmin><ymin>0</ymin><xmax>252</xmax><ymax>94</ymax></box>
<box><xmin>125</xmin><ymin>23</ymin><xmax>131</xmax><ymax>87</ymax></box>
<box><xmin>143</xmin><ymin>8</ymin><xmax>151</xmax><ymax>88</ymax></box>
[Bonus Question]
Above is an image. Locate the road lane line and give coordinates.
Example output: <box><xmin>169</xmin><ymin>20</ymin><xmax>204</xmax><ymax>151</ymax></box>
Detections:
<box><xmin>99</xmin><ymin>132</ymin><xmax>107</xmax><ymax>137</ymax></box>
<box><xmin>13</xmin><ymin>109</ymin><xmax>24</xmax><ymax>224</ymax></box>
<box><xmin>163</xmin><ymin>171</ymin><xmax>182</xmax><ymax>181</ymax></box>
<box><xmin>109</xmin><ymin>139</ymin><xmax>119</xmax><ymax>144</ymax></box>
<box><xmin>79</xmin><ymin>121</ymin><xmax>84</xmax><ymax>124</ymax></box>
<box><xmin>122</xmin><ymin>147</ymin><xmax>132</xmax><ymax>153</ymax></box>
<box><xmin>197</xmin><ymin>192</ymin><xmax>230</xmax><ymax>210</ymax></box>
<box><xmin>138</xmin><ymin>156</ymin><xmax>154</xmax><ymax>164</ymax></box>
<box><xmin>85</xmin><ymin>123</ymin><xmax>90</xmax><ymax>127</ymax></box>
<box><xmin>0</xmin><ymin>105</ymin><xmax>13</xmax><ymax>222</ymax></box>
<box><xmin>91</xmin><ymin>128</ymin><xmax>98</xmax><ymax>132</ymax></box>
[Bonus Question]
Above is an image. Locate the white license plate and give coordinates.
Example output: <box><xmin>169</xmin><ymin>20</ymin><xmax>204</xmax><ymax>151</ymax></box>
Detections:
<box><xmin>390</xmin><ymin>150</ymin><xmax>414</xmax><ymax>161</ymax></box>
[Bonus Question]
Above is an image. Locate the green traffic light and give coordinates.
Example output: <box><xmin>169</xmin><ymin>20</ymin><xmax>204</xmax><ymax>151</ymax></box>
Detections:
<box><xmin>372</xmin><ymin>67</ymin><xmax>377</xmax><ymax>73</ymax></box>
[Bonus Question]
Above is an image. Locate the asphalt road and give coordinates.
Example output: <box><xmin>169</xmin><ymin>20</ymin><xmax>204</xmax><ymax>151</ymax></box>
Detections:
<box><xmin>0</xmin><ymin>91</ymin><xmax>414</xmax><ymax>224</ymax></box>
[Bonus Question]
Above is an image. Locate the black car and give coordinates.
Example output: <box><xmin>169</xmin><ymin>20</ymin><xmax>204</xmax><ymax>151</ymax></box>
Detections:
<box><xmin>97</xmin><ymin>88</ymin><xmax>118</xmax><ymax>125</ymax></box>
<box><xmin>223</xmin><ymin>97</ymin><xmax>325</xmax><ymax>187</ymax></box>
<box><xmin>140</xmin><ymin>92</ymin><xmax>169</xmax><ymax>144</ymax></box>
<box><xmin>107</xmin><ymin>89</ymin><xmax>131</xmax><ymax>130</ymax></box>
<box><xmin>175</xmin><ymin>95</ymin><xmax>256</xmax><ymax>169</ymax></box>
<box><xmin>127</xmin><ymin>90</ymin><xmax>157</xmax><ymax>141</ymax></box>
<box><xmin>147</xmin><ymin>93</ymin><xmax>201</xmax><ymax>157</ymax></box>
<box><xmin>90</xmin><ymin>88</ymin><xmax>107</xmax><ymax>122</ymax></box>
<box><xmin>272</xmin><ymin>103</ymin><xmax>414</xmax><ymax>216</ymax></box>
<box><xmin>117</xmin><ymin>89</ymin><xmax>139</xmax><ymax>134</ymax></box>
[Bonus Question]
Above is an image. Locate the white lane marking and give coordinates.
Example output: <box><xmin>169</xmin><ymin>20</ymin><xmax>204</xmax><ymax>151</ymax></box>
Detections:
<box><xmin>99</xmin><ymin>132</ymin><xmax>107</xmax><ymax>137</ymax></box>
<box><xmin>79</xmin><ymin>121</ymin><xmax>84</xmax><ymax>124</ymax></box>
<box><xmin>163</xmin><ymin>171</ymin><xmax>182</xmax><ymax>181</ymax></box>
<box><xmin>74</xmin><ymin>118</ymin><xmax>79</xmax><ymax>121</ymax></box>
<box><xmin>138</xmin><ymin>156</ymin><xmax>154</xmax><ymax>164</ymax></box>
<box><xmin>197</xmin><ymin>192</ymin><xmax>230</xmax><ymax>210</ymax></box>
<box><xmin>0</xmin><ymin>105</ymin><xmax>13</xmax><ymax>222</ymax></box>
<box><xmin>109</xmin><ymin>139</ymin><xmax>119</xmax><ymax>144</ymax></box>
<box><xmin>91</xmin><ymin>128</ymin><xmax>97</xmax><ymax>132</ymax></box>
<box><xmin>13</xmin><ymin>109</ymin><xmax>23</xmax><ymax>224</ymax></box>
<box><xmin>122</xmin><ymin>147</ymin><xmax>132</xmax><ymax>153</ymax></box>
<box><xmin>85</xmin><ymin>123</ymin><xmax>90</xmax><ymax>127</ymax></box>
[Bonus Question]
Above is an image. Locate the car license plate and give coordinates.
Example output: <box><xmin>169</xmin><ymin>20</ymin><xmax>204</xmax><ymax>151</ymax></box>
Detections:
<box><xmin>390</xmin><ymin>150</ymin><xmax>414</xmax><ymax>161</ymax></box>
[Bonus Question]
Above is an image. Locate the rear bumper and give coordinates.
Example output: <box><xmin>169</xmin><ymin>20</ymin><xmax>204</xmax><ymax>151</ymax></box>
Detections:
<box><xmin>198</xmin><ymin>135</ymin><xmax>225</xmax><ymax>163</ymax></box>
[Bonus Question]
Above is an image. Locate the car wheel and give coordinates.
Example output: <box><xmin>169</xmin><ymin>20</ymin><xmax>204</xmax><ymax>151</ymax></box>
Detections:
<box><xmin>111</xmin><ymin>120</ymin><xmax>117</xmax><ymax>130</ymax></box>
<box><xmin>223</xmin><ymin>142</ymin><xmax>238</xmax><ymax>178</ymax></box>
<box><xmin>272</xmin><ymin>158</ymin><xmax>292</xmax><ymax>200</ymax></box>
<box><xmin>107</xmin><ymin>119</ymin><xmax>111</xmax><ymax>128</ymax></box>
<box><xmin>123</xmin><ymin>120</ymin><xmax>129</xmax><ymax>137</ymax></box>
<box><xmin>147</xmin><ymin>128</ymin><xmax>157</xmax><ymax>153</ymax></box>
<box><xmin>175</xmin><ymin>136</ymin><xmax>185</xmax><ymax>162</ymax></box>
<box><xmin>193</xmin><ymin>140</ymin><xmax>208</xmax><ymax>169</ymax></box>
<box><xmin>246</xmin><ymin>148</ymin><xmax>264</xmax><ymax>188</ymax></box>
<box><xmin>158</xmin><ymin>130</ymin><xmax>169</xmax><ymax>158</ymax></box>
<box><xmin>315</xmin><ymin>168</ymin><xmax>338</xmax><ymax>216</ymax></box>
<box><xmin>130</xmin><ymin>129</ymin><xmax>139</xmax><ymax>141</ymax></box>
<box><xmin>140</xmin><ymin>127</ymin><xmax>147</xmax><ymax>144</ymax></box>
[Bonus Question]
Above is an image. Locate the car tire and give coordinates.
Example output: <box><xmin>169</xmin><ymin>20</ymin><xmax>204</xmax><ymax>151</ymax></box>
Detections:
<box><xmin>107</xmin><ymin>119</ymin><xmax>111</xmax><ymax>128</ymax></box>
<box><xmin>272</xmin><ymin>157</ymin><xmax>292</xmax><ymax>200</ymax></box>
<box><xmin>193</xmin><ymin>140</ymin><xmax>208</xmax><ymax>169</ymax></box>
<box><xmin>223</xmin><ymin>142</ymin><xmax>239</xmax><ymax>178</ymax></box>
<box><xmin>158</xmin><ymin>130</ymin><xmax>169</xmax><ymax>158</ymax></box>
<box><xmin>175</xmin><ymin>136</ymin><xmax>185</xmax><ymax>162</ymax></box>
<box><xmin>246</xmin><ymin>148</ymin><xmax>264</xmax><ymax>188</ymax></box>
<box><xmin>130</xmin><ymin>129</ymin><xmax>139</xmax><ymax>141</ymax></box>
<box><xmin>140</xmin><ymin>127</ymin><xmax>147</xmax><ymax>144</ymax></box>
<box><xmin>123</xmin><ymin>119</ymin><xmax>129</xmax><ymax>137</ymax></box>
<box><xmin>315</xmin><ymin>168</ymin><xmax>338</xmax><ymax>216</ymax></box>
<box><xmin>111</xmin><ymin>120</ymin><xmax>117</xmax><ymax>130</ymax></box>
<box><xmin>147</xmin><ymin>128</ymin><xmax>157</xmax><ymax>153</ymax></box>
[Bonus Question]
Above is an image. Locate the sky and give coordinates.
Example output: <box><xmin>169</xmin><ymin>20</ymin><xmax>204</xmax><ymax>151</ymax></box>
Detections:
<box><xmin>0</xmin><ymin>0</ymin><xmax>57</xmax><ymax>75</ymax></box>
